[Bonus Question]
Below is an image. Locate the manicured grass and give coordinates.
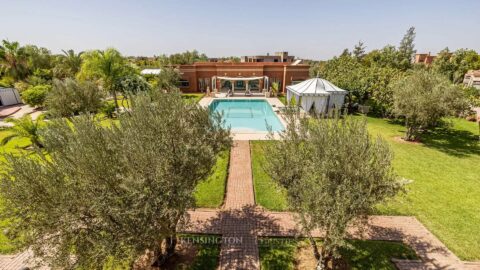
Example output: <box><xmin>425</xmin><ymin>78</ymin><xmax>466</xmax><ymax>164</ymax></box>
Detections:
<box><xmin>258</xmin><ymin>238</ymin><xmax>417</xmax><ymax>270</ymax></box>
<box><xmin>182</xmin><ymin>93</ymin><xmax>205</xmax><ymax>104</ymax></box>
<box><xmin>195</xmin><ymin>150</ymin><xmax>229</xmax><ymax>208</ymax></box>
<box><xmin>251</xmin><ymin>116</ymin><xmax>480</xmax><ymax>260</ymax></box>
<box><xmin>250</xmin><ymin>141</ymin><xmax>288</xmax><ymax>211</ymax></box>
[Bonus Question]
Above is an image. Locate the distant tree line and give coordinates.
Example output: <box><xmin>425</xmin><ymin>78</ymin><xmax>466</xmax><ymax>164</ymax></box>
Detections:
<box><xmin>309</xmin><ymin>27</ymin><xmax>479</xmax><ymax>140</ymax></box>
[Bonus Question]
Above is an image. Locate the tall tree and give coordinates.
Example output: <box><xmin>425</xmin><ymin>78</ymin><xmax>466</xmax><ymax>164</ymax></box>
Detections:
<box><xmin>450</xmin><ymin>49</ymin><xmax>480</xmax><ymax>83</ymax></box>
<box><xmin>78</xmin><ymin>48</ymin><xmax>132</xmax><ymax>109</ymax></box>
<box><xmin>53</xmin><ymin>49</ymin><xmax>83</xmax><ymax>78</ymax></box>
<box><xmin>352</xmin><ymin>41</ymin><xmax>366</xmax><ymax>60</ymax></box>
<box><xmin>397</xmin><ymin>26</ymin><xmax>416</xmax><ymax>70</ymax></box>
<box><xmin>0</xmin><ymin>40</ymin><xmax>29</xmax><ymax>81</ymax></box>
<box><xmin>392</xmin><ymin>70</ymin><xmax>467</xmax><ymax>141</ymax></box>
<box><xmin>264</xmin><ymin>112</ymin><xmax>404</xmax><ymax>269</ymax></box>
<box><xmin>0</xmin><ymin>92</ymin><xmax>231</xmax><ymax>268</ymax></box>
<box><xmin>432</xmin><ymin>47</ymin><xmax>455</xmax><ymax>81</ymax></box>
<box><xmin>153</xmin><ymin>66</ymin><xmax>181</xmax><ymax>92</ymax></box>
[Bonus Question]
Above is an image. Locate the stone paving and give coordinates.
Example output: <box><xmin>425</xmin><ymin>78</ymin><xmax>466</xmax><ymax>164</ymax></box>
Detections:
<box><xmin>2</xmin><ymin>140</ymin><xmax>480</xmax><ymax>269</ymax></box>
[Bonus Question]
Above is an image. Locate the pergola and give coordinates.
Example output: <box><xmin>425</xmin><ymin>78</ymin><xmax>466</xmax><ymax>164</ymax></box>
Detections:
<box><xmin>212</xmin><ymin>76</ymin><xmax>269</xmax><ymax>95</ymax></box>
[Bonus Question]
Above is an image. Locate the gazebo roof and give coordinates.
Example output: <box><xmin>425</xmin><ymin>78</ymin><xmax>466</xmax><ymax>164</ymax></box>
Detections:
<box><xmin>286</xmin><ymin>78</ymin><xmax>347</xmax><ymax>96</ymax></box>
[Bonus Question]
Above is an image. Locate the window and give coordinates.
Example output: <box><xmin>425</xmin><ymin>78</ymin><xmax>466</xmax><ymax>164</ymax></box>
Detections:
<box><xmin>178</xmin><ymin>79</ymin><xmax>189</xmax><ymax>87</ymax></box>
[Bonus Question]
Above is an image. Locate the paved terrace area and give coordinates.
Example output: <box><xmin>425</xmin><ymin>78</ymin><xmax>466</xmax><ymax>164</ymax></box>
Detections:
<box><xmin>2</xmin><ymin>141</ymin><xmax>480</xmax><ymax>269</ymax></box>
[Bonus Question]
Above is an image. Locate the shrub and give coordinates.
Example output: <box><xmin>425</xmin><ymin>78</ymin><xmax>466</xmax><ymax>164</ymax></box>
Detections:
<box><xmin>21</xmin><ymin>84</ymin><xmax>51</xmax><ymax>107</ymax></box>
<box><xmin>13</xmin><ymin>81</ymin><xmax>30</xmax><ymax>92</ymax></box>
<box><xmin>100</xmin><ymin>102</ymin><xmax>116</xmax><ymax>118</ymax></box>
<box><xmin>46</xmin><ymin>78</ymin><xmax>104</xmax><ymax>117</ymax></box>
<box><xmin>0</xmin><ymin>76</ymin><xmax>15</xmax><ymax>87</ymax></box>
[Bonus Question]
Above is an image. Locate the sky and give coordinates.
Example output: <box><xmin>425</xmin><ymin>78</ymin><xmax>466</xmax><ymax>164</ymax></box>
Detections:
<box><xmin>1</xmin><ymin>0</ymin><xmax>479</xmax><ymax>60</ymax></box>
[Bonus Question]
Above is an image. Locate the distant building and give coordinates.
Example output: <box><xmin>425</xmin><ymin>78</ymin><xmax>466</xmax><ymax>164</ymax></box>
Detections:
<box><xmin>175</xmin><ymin>62</ymin><xmax>309</xmax><ymax>93</ymax></box>
<box><xmin>241</xmin><ymin>52</ymin><xmax>296</xmax><ymax>63</ymax></box>
<box><xmin>463</xmin><ymin>70</ymin><xmax>480</xmax><ymax>89</ymax></box>
<box><xmin>414</xmin><ymin>53</ymin><xmax>436</xmax><ymax>65</ymax></box>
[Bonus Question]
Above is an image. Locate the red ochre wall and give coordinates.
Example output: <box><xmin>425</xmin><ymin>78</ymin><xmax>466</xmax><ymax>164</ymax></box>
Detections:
<box><xmin>177</xmin><ymin>62</ymin><xmax>310</xmax><ymax>93</ymax></box>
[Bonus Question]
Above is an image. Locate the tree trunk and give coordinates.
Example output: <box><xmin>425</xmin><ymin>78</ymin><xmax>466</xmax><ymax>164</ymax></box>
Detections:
<box><xmin>309</xmin><ymin>236</ymin><xmax>321</xmax><ymax>261</ymax></box>
<box><xmin>166</xmin><ymin>236</ymin><xmax>177</xmax><ymax>257</ymax></box>
<box><xmin>112</xmin><ymin>90</ymin><xmax>119</xmax><ymax>110</ymax></box>
<box><xmin>151</xmin><ymin>236</ymin><xmax>177</xmax><ymax>267</ymax></box>
<box><xmin>318</xmin><ymin>250</ymin><xmax>334</xmax><ymax>270</ymax></box>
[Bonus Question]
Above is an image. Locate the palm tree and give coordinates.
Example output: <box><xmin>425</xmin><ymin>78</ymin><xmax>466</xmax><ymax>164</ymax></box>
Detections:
<box><xmin>1</xmin><ymin>115</ymin><xmax>45</xmax><ymax>148</ymax></box>
<box><xmin>0</xmin><ymin>40</ymin><xmax>29</xmax><ymax>81</ymax></box>
<box><xmin>78</xmin><ymin>48</ymin><xmax>130</xmax><ymax>110</ymax></box>
<box><xmin>54</xmin><ymin>49</ymin><xmax>83</xmax><ymax>78</ymax></box>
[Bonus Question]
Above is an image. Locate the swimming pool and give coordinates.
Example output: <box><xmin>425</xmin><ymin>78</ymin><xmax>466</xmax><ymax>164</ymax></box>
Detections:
<box><xmin>209</xmin><ymin>99</ymin><xmax>284</xmax><ymax>132</ymax></box>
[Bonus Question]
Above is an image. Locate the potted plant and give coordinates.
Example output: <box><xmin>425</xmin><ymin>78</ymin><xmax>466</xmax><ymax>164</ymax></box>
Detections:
<box><xmin>271</xmin><ymin>82</ymin><xmax>279</xmax><ymax>97</ymax></box>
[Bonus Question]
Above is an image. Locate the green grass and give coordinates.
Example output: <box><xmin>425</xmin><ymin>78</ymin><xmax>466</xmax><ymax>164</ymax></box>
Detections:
<box><xmin>194</xmin><ymin>150</ymin><xmax>229</xmax><ymax>208</ymax></box>
<box><xmin>259</xmin><ymin>238</ymin><xmax>417</xmax><ymax>270</ymax></box>
<box><xmin>182</xmin><ymin>93</ymin><xmax>205</xmax><ymax>104</ymax></box>
<box><xmin>251</xmin><ymin>141</ymin><xmax>288</xmax><ymax>211</ymax></box>
<box><xmin>251</xmin><ymin>117</ymin><xmax>480</xmax><ymax>260</ymax></box>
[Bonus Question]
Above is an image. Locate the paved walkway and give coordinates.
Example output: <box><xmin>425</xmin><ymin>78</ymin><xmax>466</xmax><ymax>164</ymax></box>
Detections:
<box><xmin>219</xmin><ymin>141</ymin><xmax>259</xmax><ymax>269</ymax></box>
<box><xmin>2</xmin><ymin>140</ymin><xmax>479</xmax><ymax>269</ymax></box>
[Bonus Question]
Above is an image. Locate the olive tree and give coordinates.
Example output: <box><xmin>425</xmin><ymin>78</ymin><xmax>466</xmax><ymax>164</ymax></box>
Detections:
<box><xmin>0</xmin><ymin>91</ymin><xmax>231</xmax><ymax>269</ymax></box>
<box><xmin>264</xmin><ymin>110</ymin><xmax>404</xmax><ymax>269</ymax></box>
<box><xmin>391</xmin><ymin>70</ymin><xmax>467</xmax><ymax>141</ymax></box>
<box><xmin>46</xmin><ymin>78</ymin><xmax>105</xmax><ymax>117</ymax></box>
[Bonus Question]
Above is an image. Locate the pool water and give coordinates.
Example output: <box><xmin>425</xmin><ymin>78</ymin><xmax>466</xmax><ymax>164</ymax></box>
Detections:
<box><xmin>209</xmin><ymin>99</ymin><xmax>284</xmax><ymax>132</ymax></box>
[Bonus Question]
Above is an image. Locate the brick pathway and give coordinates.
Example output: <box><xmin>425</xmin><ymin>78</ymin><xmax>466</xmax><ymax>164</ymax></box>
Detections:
<box><xmin>2</xmin><ymin>140</ymin><xmax>479</xmax><ymax>269</ymax></box>
<box><xmin>218</xmin><ymin>141</ymin><xmax>259</xmax><ymax>270</ymax></box>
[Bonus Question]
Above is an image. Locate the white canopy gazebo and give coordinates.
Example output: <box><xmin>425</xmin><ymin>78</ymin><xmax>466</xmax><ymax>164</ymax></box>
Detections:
<box><xmin>286</xmin><ymin>78</ymin><xmax>348</xmax><ymax>113</ymax></box>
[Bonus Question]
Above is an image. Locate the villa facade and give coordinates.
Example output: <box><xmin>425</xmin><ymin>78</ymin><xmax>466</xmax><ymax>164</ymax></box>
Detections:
<box><xmin>176</xmin><ymin>62</ymin><xmax>310</xmax><ymax>93</ymax></box>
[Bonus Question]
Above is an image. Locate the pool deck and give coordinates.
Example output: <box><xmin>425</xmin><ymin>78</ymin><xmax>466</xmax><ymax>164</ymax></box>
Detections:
<box><xmin>199</xmin><ymin>96</ymin><xmax>286</xmax><ymax>140</ymax></box>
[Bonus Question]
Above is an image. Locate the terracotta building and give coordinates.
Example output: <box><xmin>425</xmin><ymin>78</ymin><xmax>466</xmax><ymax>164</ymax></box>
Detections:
<box><xmin>176</xmin><ymin>62</ymin><xmax>310</xmax><ymax>93</ymax></box>
<box><xmin>414</xmin><ymin>53</ymin><xmax>436</xmax><ymax>65</ymax></box>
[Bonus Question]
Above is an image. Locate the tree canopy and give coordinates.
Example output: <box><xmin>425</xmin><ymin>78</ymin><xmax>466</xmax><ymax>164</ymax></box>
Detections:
<box><xmin>157</xmin><ymin>50</ymin><xmax>208</xmax><ymax>65</ymax></box>
<box><xmin>78</xmin><ymin>48</ymin><xmax>133</xmax><ymax>109</ymax></box>
<box><xmin>0</xmin><ymin>91</ymin><xmax>231</xmax><ymax>268</ymax></box>
<box><xmin>264</xmin><ymin>111</ymin><xmax>403</xmax><ymax>269</ymax></box>
<box><xmin>391</xmin><ymin>69</ymin><xmax>467</xmax><ymax>141</ymax></box>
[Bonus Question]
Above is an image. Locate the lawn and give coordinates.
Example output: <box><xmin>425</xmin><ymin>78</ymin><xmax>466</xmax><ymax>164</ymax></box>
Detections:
<box><xmin>194</xmin><ymin>150</ymin><xmax>229</xmax><ymax>208</ymax></box>
<box><xmin>251</xmin><ymin>116</ymin><xmax>480</xmax><ymax>260</ymax></box>
<box><xmin>251</xmin><ymin>141</ymin><xmax>288</xmax><ymax>211</ymax></box>
<box><xmin>182</xmin><ymin>93</ymin><xmax>205</xmax><ymax>104</ymax></box>
<box><xmin>259</xmin><ymin>238</ymin><xmax>417</xmax><ymax>270</ymax></box>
